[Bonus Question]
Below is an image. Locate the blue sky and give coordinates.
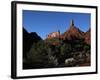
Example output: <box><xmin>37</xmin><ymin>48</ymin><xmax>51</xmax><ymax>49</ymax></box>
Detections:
<box><xmin>23</xmin><ymin>10</ymin><xmax>90</xmax><ymax>39</ymax></box>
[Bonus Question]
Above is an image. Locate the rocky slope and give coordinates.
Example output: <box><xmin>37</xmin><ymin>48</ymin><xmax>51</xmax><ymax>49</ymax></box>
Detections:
<box><xmin>61</xmin><ymin>26</ymin><xmax>84</xmax><ymax>40</ymax></box>
<box><xmin>84</xmin><ymin>28</ymin><xmax>91</xmax><ymax>45</ymax></box>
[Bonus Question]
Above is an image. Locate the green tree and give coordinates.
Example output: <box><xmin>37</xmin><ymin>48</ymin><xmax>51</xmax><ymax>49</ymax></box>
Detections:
<box><xmin>84</xmin><ymin>44</ymin><xmax>90</xmax><ymax>52</ymax></box>
<box><xmin>27</xmin><ymin>41</ymin><xmax>58</xmax><ymax>68</ymax></box>
<box><xmin>60</xmin><ymin>43</ymin><xmax>71</xmax><ymax>56</ymax></box>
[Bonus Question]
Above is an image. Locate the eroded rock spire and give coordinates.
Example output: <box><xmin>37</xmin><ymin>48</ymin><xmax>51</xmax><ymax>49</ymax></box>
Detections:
<box><xmin>70</xmin><ymin>19</ymin><xmax>74</xmax><ymax>27</ymax></box>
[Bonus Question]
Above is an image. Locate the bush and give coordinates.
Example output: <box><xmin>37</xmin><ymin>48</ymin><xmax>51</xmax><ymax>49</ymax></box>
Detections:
<box><xmin>27</xmin><ymin>41</ymin><xmax>58</xmax><ymax>68</ymax></box>
<box><xmin>60</xmin><ymin>43</ymin><xmax>72</xmax><ymax>57</ymax></box>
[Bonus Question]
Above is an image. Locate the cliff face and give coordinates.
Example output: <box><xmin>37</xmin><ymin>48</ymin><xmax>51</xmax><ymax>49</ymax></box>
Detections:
<box><xmin>47</xmin><ymin>31</ymin><xmax>60</xmax><ymax>39</ymax></box>
<box><xmin>84</xmin><ymin>28</ymin><xmax>91</xmax><ymax>45</ymax></box>
<box><xmin>23</xmin><ymin>28</ymin><xmax>42</xmax><ymax>58</ymax></box>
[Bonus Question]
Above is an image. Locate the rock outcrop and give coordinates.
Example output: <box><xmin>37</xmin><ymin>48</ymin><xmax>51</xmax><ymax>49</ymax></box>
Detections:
<box><xmin>84</xmin><ymin>28</ymin><xmax>91</xmax><ymax>45</ymax></box>
<box><xmin>46</xmin><ymin>20</ymin><xmax>90</xmax><ymax>45</ymax></box>
<box><xmin>47</xmin><ymin>30</ymin><xmax>60</xmax><ymax>39</ymax></box>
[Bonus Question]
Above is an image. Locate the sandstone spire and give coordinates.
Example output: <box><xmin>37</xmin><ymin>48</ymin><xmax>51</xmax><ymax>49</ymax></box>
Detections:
<box><xmin>70</xmin><ymin>19</ymin><xmax>74</xmax><ymax>27</ymax></box>
<box><xmin>58</xmin><ymin>30</ymin><xmax>60</xmax><ymax>35</ymax></box>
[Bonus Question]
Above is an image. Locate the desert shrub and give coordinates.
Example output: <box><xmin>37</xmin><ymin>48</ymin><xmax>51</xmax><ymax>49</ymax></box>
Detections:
<box><xmin>84</xmin><ymin>44</ymin><xmax>90</xmax><ymax>52</ymax></box>
<box><xmin>60</xmin><ymin>43</ymin><xmax>72</xmax><ymax>57</ymax></box>
<box><xmin>27</xmin><ymin>41</ymin><xmax>58</xmax><ymax>68</ymax></box>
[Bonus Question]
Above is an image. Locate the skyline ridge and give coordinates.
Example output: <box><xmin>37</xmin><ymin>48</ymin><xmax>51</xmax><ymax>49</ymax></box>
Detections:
<box><xmin>23</xmin><ymin>10</ymin><xmax>90</xmax><ymax>39</ymax></box>
<box><xmin>24</xmin><ymin>19</ymin><xmax>90</xmax><ymax>40</ymax></box>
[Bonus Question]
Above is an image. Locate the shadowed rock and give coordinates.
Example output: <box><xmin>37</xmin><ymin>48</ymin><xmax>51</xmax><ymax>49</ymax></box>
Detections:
<box><xmin>23</xmin><ymin>27</ymin><xmax>42</xmax><ymax>58</ymax></box>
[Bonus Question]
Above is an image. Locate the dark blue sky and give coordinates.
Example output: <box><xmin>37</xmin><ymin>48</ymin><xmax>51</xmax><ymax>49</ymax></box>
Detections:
<box><xmin>23</xmin><ymin>10</ymin><xmax>90</xmax><ymax>39</ymax></box>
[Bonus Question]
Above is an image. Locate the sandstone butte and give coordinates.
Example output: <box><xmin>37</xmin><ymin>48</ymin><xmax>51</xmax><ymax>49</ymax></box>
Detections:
<box><xmin>46</xmin><ymin>20</ymin><xmax>90</xmax><ymax>45</ymax></box>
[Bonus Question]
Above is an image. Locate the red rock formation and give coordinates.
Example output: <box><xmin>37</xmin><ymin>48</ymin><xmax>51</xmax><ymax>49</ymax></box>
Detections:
<box><xmin>84</xmin><ymin>28</ymin><xmax>91</xmax><ymax>45</ymax></box>
<box><xmin>47</xmin><ymin>30</ymin><xmax>60</xmax><ymax>39</ymax></box>
<box><xmin>61</xmin><ymin>20</ymin><xmax>84</xmax><ymax>40</ymax></box>
<box><xmin>46</xmin><ymin>20</ymin><xmax>90</xmax><ymax>45</ymax></box>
